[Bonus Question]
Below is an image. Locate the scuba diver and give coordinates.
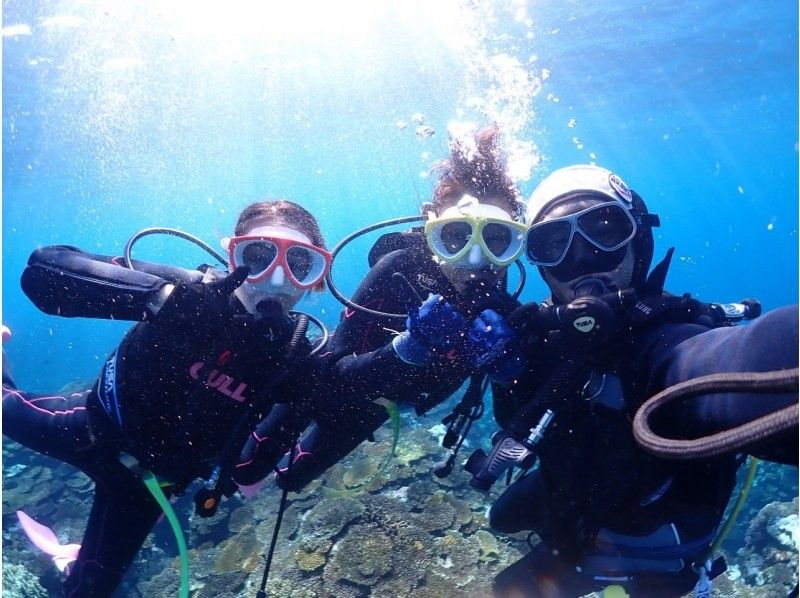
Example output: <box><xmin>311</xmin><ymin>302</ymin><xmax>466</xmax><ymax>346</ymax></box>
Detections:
<box><xmin>466</xmin><ymin>165</ymin><xmax>798</xmax><ymax>597</ymax></box>
<box><xmin>2</xmin><ymin>200</ymin><xmax>336</xmax><ymax>597</ymax></box>
<box><xmin>272</xmin><ymin>124</ymin><xmax>529</xmax><ymax>489</ymax></box>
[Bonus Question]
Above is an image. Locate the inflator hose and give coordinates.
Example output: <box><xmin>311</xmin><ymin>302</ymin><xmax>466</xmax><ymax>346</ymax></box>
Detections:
<box><xmin>124</xmin><ymin>227</ymin><xmax>228</xmax><ymax>268</ymax></box>
<box><xmin>633</xmin><ymin>368</ymin><xmax>799</xmax><ymax>459</ymax></box>
<box><xmin>140</xmin><ymin>472</ymin><xmax>190</xmax><ymax>598</ymax></box>
<box><xmin>324</xmin><ymin>215</ymin><xmax>527</xmax><ymax>319</ymax></box>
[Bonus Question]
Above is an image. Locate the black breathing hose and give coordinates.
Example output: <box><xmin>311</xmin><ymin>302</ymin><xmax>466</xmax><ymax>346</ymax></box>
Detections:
<box><xmin>123</xmin><ymin>227</ymin><xmax>228</xmax><ymax>268</ymax></box>
<box><xmin>633</xmin><ymin>368</ymin><xmax>799</xmax><ymax>459</ymax></box>
<box><xmin>326</xmin><ymin>216</ymin><xmax>424</xmax><ymax>319</ymax></box>
<box><xmin>324</xmin><ymin>215</ymin><xmax>527</xmax><ymax>319</ymax></box>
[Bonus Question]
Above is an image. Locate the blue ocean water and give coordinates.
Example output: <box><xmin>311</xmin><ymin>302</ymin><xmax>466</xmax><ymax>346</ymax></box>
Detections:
<box><xmin>3</xmin><ymin>1</ymin><xmax>797</xmax><ymax>390</ymax></box>
<box><xmin>1</xmin><ymin>2</ymin><xmax>797</xmax><ymax>595</ymax></box>
<box><xmin>3</xmin><ymin>0</ymin><xmax>798</xmax><ymax>388</ymax></box>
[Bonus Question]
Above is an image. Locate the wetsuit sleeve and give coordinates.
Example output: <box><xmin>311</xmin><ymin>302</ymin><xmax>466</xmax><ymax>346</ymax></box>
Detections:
<box><xmin>235</xmin><ymin>347</ymin><xmax>384</xmax><ymax>489</ymax></box>
<box><xmin>490</xmin><ymin>325</ymin><xmax>550</xmax><ymax>429</ymax></box>
<box><xmin>636</xmin><ymin>305</ymin><xmax>799</xmax><ymax>464</ymax></box>
<box><xmin>329</xmin><ymin>250</ymin><xmax>471</xmax><ymax>407</ymax></box>
<box><xmin>309</xmin><ymin>250</ymin><xmax>471</xmax><ymax>483</ymax></box>
<box><xmin>491</xmin><ymin>377</ymin><xmax>530</xmax><ymax>429</ymax></box>
<box><xmin>276</xmin><ymin>359</ymin><xmax>400</xmax><ymax>491</ymax></box>
<box><xmin>20</xmin><ymin>245</ymin><xmax>204</xmax><ymax>321</ymax></box>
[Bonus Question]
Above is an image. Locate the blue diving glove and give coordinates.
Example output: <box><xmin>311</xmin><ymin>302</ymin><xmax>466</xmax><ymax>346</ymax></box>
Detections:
<box><xmin>467</xmin><ymin>309</ymin><xmax>526</xmax><ymax>383</ymax></box>
<box><xmin>392</xmin><ymin>293</ymin><xmax>468</xmax><ymax>366</ymax></box>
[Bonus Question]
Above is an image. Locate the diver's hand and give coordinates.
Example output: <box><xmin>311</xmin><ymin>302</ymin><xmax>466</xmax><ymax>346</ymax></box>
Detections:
<box><xmin>408</xmin><ymin>293</ymin><xmax>468</xmax><ymax>348</ymax></box>
<box><xmin>467</xmin><ymin>309</ymin><xmax>525</xmax><ymax>383</ymax></box>
<box><xmin>154</xmin><ymin>266</ymin><xmax>250</xmax><ymax>326</ymax></box>
<box><xmin>392</xmin><ymin>293</ymin><xmax>468</xmax><ymax>365</ymax></box>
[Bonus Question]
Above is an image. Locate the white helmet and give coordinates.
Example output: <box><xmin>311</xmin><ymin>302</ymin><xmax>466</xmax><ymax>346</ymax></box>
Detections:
<box><xmin>525</xmin><ymin>164</ymin><xmax>661</xmax><ymax>303</ymax></box>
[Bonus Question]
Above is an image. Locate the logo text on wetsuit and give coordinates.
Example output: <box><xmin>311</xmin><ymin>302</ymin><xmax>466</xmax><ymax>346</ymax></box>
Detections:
<box><xmin>103</xmin><ymin>354</ymin><xmax>116</xmax><ymax>400</ymax></box>
<box><xmin>189</xmin><ymin>362</ymin><xmax>248</xmax><ymax>402</ymax></box>
<box><xmin>416</xmin><ymin>273</ymin><xmax>437</xmax><ymax>291</ymax></box>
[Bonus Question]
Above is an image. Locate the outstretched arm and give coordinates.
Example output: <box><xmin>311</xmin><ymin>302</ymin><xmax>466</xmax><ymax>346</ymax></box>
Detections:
<box><xmin>640</xmin><ymin>305</ymin><xmax>798</xmax><ymax>464</ymax></box>
<box><xmin>328</xmin><ymin>250</ymin><xmax>470</xmax><ymax>407</ymax></box>
<box><xmin>274</xmin><ymin>400</ymin><xmax>391</xmax><ymax>491</ymax></box>
<box><xmin>21</xmin><ymin>245</ymin><xmax>249</xmax><ymax>331</ymax></box>
<box><xmin>20</xmin><ymin>245</ymin><xmax>203</xmax><ymax>321</ymax></box>
<box><xmin>233</xmin><ymin>404</ymin><xmax>312</xmax><ymax>486</ymax></box>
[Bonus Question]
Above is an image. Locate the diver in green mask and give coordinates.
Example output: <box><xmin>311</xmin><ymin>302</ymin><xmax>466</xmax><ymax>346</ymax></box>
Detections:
<box><xmin>271</xmin><ymin>124</ymin><xmax>529</xmax><ymax>491</ymax></box>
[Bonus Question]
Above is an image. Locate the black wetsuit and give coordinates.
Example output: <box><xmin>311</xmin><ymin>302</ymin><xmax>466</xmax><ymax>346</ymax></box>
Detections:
<box><xmin>2</xmin><ymin>246</ymin><xmax>331</xmax><ymax>597</ymax></box>
<box><xmin>489</xmin><ymin>302</ymin><xmax>798</xmax><ymax>597</ymax></box>
<box><xmin>278</xmin><ymin>230</ymin><xmax>521</xmax><ymax>487</ymax></box>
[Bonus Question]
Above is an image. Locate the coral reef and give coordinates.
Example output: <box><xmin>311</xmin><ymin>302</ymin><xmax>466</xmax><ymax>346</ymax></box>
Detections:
<box><xmin>3</xmin><ymin>404</ymin><xmax>797</xmax><ymax>598</ymax></box>
<box><xmin>2</xmin><ymin>464</ymin><xmax>56</xmax><ymax>514</ymax></box>
<box><xmin>193</xmin><ymin>571</ymin><xmax>249</xmax><ymax>597</ymax></box>
<box><xmin>213</xmin><ymin>529</ymin><xmax>262</xmax><ymax>574</ymax></box>
<box><xmin>727</xmin><ymin>497</ymin><xmax>799</xmax><ymax>596</ymax></box>
<box><xmin>227</xmin><ymin>503</ymin><xmax>255</xmax><ymax>534</ymax></box>
<box><xmin>255</xmin><ymin>501</ymin><xmax>304</xmax><ymax>544</ymax></box>
<box><xmin>324</xmin><ymin>525</ymin><xmax>394</xmax><ymax>585</ymax></box>
<box><xmin>299</xmin><ymin>496</ymin><xmax>365</xmax><ymax>551</ymax></box>
<box><xmin>295</xmin><ymin>542</ymin><xmax>330</xmax><ymax>572</ymax></box>
<box><xmin>413</xmin><ymin>493</ymin><xmax>457</xmax><ymax>533</ymax></box>
<box><xmin>2</xmin><ymin>559</ymin><xmax>48</xmax><ymax>598</ymax></box>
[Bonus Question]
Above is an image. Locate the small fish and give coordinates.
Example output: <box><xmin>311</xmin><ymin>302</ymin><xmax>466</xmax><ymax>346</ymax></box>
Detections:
<box><xmin>40</xmin><ymin>15</ymin><xmax>85</xmax><ymax>28</ymax></box>
<box><xmin>411</xmin><ymin>112</ymin><xmax>425</xmax><ymax>124</ymax></box>
<box><xmin>2</xmin><ymin>24</ymin><xmax>32</xmax><ymax>37</ymax></box>
<box><xmin>395</xmin><ymin>120</ymin><xmax>408</xmax><ymax>130</ymax></box>
<box><xmin>415</xmin><ymin>125</ymin><xmax>435</xmax><ymax>139</ymax></box>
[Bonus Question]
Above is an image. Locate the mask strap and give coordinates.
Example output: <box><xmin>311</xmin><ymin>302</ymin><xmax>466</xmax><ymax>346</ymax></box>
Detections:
<box><xmin>642</xmin><ymin>212</ymin><xmax>661</xmax><ymax>228</ymax></box>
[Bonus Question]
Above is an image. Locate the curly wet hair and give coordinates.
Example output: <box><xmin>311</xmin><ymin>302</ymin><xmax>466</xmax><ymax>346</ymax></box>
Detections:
<box><xmin>427</xmin><ymin>124</ymin><xmax>523</xmax><ymax>220</ymax></box>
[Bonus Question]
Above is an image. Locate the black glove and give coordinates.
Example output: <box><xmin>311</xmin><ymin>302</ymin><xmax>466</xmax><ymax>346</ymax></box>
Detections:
<box><xmin>155</xmin><ymin>265</ymin><xmax>250</xmax><ymax>327</ymax></box>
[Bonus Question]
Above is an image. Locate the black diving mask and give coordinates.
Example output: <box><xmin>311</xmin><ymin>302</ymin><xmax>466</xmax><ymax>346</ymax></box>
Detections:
<box><xmin>526</xmin><ymin>201</ymin><xmax>637</xmax><ymax>267</ymax></box>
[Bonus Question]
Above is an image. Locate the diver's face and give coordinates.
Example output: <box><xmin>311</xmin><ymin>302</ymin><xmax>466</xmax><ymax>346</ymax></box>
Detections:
<box><xmin>432</xmin><ymin>196</ymin><xmax>517</xmax><ymax>295</ymax></box>
<box><xmin>229</xmin><ymin>220</ymin><xmax>310</xmax><ymax>316</ymax></box>
<box><xmin>539</xmin><ymin>196</ymin><xmax>635</xmax><ymax>303</ymax></box>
